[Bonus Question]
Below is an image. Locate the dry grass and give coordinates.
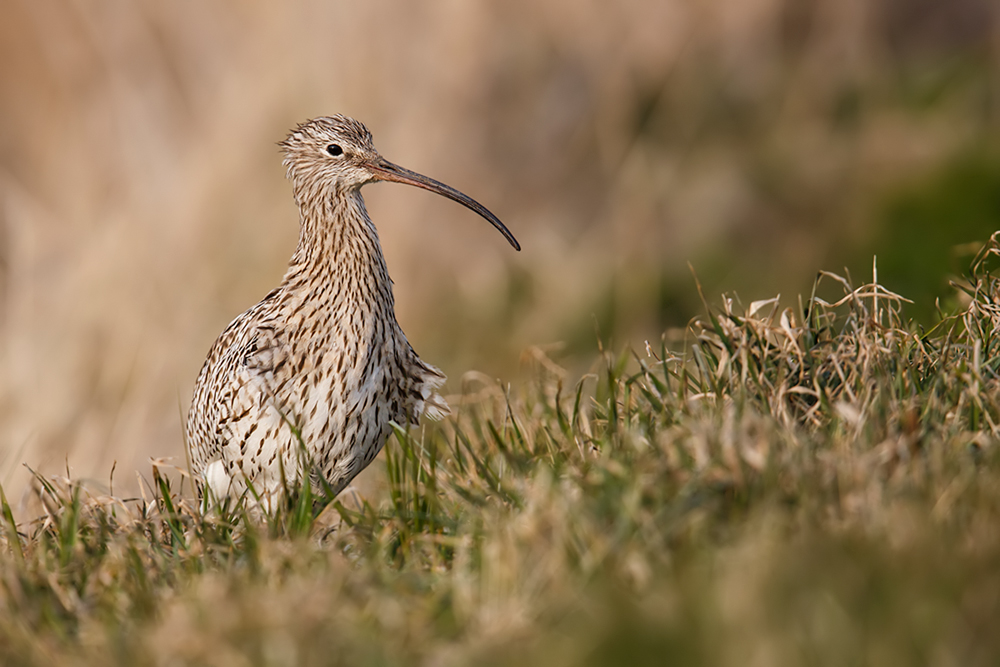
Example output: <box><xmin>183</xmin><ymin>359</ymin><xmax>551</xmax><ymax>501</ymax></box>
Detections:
<box><xmin>4</xmin><ymin>236</ymin><xmax>1000</xmax><ymax>665</ymax></box>
<box><xmin>2</xmin><ymin>3</ymin><xmax>1000</xmax><ymax>663</ymax></box>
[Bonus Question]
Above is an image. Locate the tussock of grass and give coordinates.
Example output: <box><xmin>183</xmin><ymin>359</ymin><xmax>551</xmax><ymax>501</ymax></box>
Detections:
<box><xmin>5</xmin><ymin>238</ymin><xmax>1000</xmax><ymax>665</ymax></box>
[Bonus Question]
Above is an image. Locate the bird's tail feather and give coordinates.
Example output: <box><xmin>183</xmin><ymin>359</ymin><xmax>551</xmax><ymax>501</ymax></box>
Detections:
<box><xmin>412</xmin><ymin>361</ymin><xmax>450</xmax><ymax>423</ymax></box>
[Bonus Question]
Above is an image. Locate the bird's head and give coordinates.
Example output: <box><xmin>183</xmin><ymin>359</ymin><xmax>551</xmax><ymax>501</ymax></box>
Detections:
<box><xmin>279</xmin><ymin>115</ymin><xmax>520</xmax><ymax>251</ymax></box>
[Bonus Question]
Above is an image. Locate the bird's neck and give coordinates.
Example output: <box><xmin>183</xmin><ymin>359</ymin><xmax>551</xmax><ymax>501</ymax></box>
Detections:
<box><xmin>281</xmin><ymin>188</ymin><xmax>394</xmax><ymax>310</ymax></box>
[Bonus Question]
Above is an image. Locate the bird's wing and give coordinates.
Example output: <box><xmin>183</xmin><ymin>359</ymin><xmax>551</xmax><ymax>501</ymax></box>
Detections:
<box><xmin>211</xmin><ymin>324</ymin><xmax>302</xmax><ymax>498</ymax></box>
<box><xmin>240</xmin><ymin>324</ymin><xmax>287</xmax><ymax>396</ymax></box>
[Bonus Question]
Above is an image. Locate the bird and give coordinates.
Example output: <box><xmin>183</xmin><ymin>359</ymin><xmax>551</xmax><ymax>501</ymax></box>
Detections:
<box><xmin>184</xmin><ymin>115</ymin><xmax>519</xmax><ymax>509</ymax></box>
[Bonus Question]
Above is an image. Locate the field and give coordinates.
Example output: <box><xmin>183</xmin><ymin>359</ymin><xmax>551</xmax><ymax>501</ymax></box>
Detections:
<box><xmin>3</xmin><ymin>2</ymin><xmax>1000</xmax><ymax>665</ymax></box>
<box><xmin>3</xmin><ymin>237</ymin><xmax>1000</xmax><ymax>666</ymax></box>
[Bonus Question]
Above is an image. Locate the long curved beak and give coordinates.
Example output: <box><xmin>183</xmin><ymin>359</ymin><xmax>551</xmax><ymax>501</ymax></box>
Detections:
<box><xmin>368</xmin><ymin>158</ymin><xmax>520</xmax><ymax>251</ymax></box>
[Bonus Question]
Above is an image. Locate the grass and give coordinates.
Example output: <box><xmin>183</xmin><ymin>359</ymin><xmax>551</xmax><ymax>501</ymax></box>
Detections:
<box><xmin>5</xmin><ymin>238</ymin><xmax>1000</xmax><ymax>666</ymax></box>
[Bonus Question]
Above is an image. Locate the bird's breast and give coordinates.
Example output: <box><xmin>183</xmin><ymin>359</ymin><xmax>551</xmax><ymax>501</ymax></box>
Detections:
<box><xmin>283</xmin><ymin>316</ymin><xmax>404</xmax><ymax>437</ymax></box>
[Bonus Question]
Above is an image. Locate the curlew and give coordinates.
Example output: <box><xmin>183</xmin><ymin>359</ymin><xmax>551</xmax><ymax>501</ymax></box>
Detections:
<box><xmin>185</xmin><ymin>115</ymin><xmax>519</xmax><ymax>508</ymax></box>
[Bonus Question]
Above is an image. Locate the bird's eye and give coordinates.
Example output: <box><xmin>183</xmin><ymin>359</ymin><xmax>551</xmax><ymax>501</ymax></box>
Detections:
<box><xmin>326</xmin><ymin>144</ymin><xmax>343</xmax><ymax>157</ymax></box>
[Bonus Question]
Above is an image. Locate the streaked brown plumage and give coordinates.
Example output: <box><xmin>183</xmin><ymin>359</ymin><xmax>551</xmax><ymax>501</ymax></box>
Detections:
<box><xmin>185</xmin><ymin>115</ymin><xmax>519</xmax><ymax>508</ymax></box>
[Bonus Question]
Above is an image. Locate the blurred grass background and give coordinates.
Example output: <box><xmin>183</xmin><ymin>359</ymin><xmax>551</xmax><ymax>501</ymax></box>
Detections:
<box><xmin>1</xmin><ymin>0</ymin><xmax>999</xmax><ymax>501</ymax></box>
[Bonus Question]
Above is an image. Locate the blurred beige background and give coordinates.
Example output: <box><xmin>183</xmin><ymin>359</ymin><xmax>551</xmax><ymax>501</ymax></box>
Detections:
<box><xmin>1</xmin><ymin>0</ymin><xmax>998</xmax><ymax>501</ymax></box>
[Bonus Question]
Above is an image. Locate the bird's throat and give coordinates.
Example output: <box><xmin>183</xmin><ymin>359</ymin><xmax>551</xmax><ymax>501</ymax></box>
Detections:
<box><xmin>283</xmin><ymin>189</ymin><xmax>395</xmax><ymax>314</ymax></box>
